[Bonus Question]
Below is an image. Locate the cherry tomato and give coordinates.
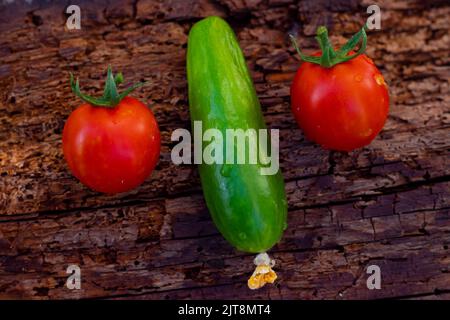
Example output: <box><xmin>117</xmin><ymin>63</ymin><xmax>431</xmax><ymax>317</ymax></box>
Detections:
<box><xmin>63</xmin><ymin>68</ymin><xmax>160</xmax><ymax>194</ymax></box>
<box><xmin>290</xmin><ymin>27</ymin><xmax>389</xmax><ymax>151</ymax></box>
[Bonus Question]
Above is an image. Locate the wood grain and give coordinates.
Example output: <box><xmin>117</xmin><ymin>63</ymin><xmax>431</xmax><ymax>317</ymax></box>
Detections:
<box><xmin>0</xmin><ymin>0</ymin><xmax>449</xmax><ymax>299</ymax></box>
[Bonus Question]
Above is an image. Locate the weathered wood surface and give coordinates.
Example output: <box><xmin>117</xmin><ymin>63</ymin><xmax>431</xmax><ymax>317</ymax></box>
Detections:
<box><xmin>0</xmin><ymin>0</ymin><xmax>449</xmax><ymax>299</ymax></box>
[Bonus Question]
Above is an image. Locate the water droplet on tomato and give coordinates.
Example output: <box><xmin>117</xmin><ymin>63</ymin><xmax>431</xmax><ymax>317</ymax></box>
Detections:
<box><xmin>362</xmin><ymin>128</ymin><xmax>373</xmax><ymax>137</ymax></box>
<box><xmin>354</xmin><ymin>74</ymin><xmax>362</xmax><ymax>82</ymax></box>
<box><xmin>374</xmin><ymin>74</ymin><xmax>387</xmax><ymax>87</ymax></box>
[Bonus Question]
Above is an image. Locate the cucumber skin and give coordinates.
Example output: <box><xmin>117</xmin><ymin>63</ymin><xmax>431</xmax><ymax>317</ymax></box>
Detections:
<box><xmin>187</xmin><ymin>16</ymin><xmax>287</xmax><ymax>253</ymax></box>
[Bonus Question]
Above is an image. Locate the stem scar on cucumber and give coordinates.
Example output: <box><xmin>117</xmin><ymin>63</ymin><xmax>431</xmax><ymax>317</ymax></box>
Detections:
<box><xmin>187</xmin><ymin>16</ymin><xmax>288</xmax><ymax>290</ymax></box>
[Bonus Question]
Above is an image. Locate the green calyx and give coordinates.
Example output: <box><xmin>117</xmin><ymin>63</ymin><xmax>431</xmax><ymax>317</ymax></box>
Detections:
<box><xmin>290</xmin><ymin>25</ymin><xmax>367</xmax><ymax>68</ymax></box>
<box><xmin>70</xmin><ymin>66</ymin><xmax>145</xmax><ymax>107</ymax></box>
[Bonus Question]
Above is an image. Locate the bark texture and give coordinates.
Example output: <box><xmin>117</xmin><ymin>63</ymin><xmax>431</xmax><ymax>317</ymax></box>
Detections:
<box><xmin>0</xmin><ymin>0</ymin><xmax>449</xmax><ymax>299</ymax></box>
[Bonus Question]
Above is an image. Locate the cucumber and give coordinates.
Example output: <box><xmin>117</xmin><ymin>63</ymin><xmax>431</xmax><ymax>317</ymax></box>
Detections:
<box><xmin>187</xmin><ymin>16</ymin><xmax>287</xmax><ymax>253</ymax></box>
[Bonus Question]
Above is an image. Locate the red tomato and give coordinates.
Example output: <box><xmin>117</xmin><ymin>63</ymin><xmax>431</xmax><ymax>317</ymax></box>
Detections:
<box><xmin>63</xmin><ymin>96</ymin><xmax>160</xmax><ymax>194</ymax></box>
<box><xmin>290</xmin><ymin>53</ymin><xmax>389</xmax><ymax>151</ymax></box>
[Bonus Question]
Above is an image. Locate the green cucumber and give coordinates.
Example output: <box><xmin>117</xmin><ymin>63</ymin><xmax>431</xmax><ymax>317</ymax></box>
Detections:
<box><xmin>187</xmin><ymin>16</ymin><xmax>287</xmax><ymax>253</ymax></box>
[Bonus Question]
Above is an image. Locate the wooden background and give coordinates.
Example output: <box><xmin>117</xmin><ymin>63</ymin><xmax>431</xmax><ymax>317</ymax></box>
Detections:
<box><xmin>0</xmin><ymin>0</ymin><xmax>449</xmax><ymax>299</ymax></box>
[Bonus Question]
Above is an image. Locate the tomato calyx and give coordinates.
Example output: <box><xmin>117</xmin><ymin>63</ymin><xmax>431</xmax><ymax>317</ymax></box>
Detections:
<box><xmin>69</xmin><ymin>66</ymin><xmax>145</xmax><ymax>108</ymax></box>
<box><xmin>289</xmin><ymin>25</ymin><xmax>367</xmax><ymax>68</ymax></box>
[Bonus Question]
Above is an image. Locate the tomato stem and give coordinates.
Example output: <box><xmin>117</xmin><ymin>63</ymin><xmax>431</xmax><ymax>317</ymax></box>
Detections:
<box><xmin>290</xmin><ymin>25</ymin><xmax>367</xmax><ymax>68</ymax></box>
<box><xmin>70</xmin><ymin>66</ymin><xmax>145</xmax><ymax>108</ymax></box>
